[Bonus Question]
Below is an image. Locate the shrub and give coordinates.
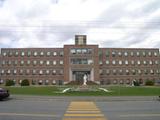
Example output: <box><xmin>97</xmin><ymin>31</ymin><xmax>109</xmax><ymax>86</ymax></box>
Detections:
<box><xmin>145</xmin><ymin>80</ymin><xmax>154</xmax><ymax>86</ymax></box>
<box><xmin>21</xmin><ymin>79</ymin><xmax>30</xmax><ymax>86</ymax></box>
<box><xmin>5</xmin><ymin>80</ymin><xmax>15</xmax><ymax>86</ymax></box>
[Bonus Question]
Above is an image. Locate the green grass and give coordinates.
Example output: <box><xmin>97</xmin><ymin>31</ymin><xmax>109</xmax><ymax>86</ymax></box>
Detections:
<box><xmin>3</xmin><ymin>85</ymin><xmax>160</xmax><ymax>96</ymax></box>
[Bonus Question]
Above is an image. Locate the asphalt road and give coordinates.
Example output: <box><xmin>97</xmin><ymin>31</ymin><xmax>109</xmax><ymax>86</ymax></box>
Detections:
<box><xmin>0</xmin><ymin>95</ymin><xmax>160</xmax><ymax>120</ymax></box>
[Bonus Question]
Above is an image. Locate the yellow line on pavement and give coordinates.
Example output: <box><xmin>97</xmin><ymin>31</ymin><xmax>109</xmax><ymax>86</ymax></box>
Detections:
<box><xmin>66</xmin><ymin>110</ymin><xmax>101</xmax><ymax>113</ymax></box>
<box><xmin>0</xmin><ymin>112</ymin><xmax>56</xmax><ymax>117</ymax></box>
<box><xmin>63</xmin><ymin>118</ymin><xmax>107</xmax><ymax>120</ymax></box>
<box><xmin>64</xmin><ymin>113</ymin><xmax>104</xmax><ymax>117</ymax></box>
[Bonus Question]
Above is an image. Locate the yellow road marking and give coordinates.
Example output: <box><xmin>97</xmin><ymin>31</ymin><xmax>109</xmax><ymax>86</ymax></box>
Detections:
<box><xmin>64</xmin><ymin>113</ymin><xmax>104</xmax><ymax>117</ymax></box>
<box><xmin>63</xmin><ymin>118</ymin><xmax>106</xmax><ymax>120</ymax></box>
<box><xmin>0</xmin><ymin>112</ymin><xmax>56</xmax><ymax>117</ymax></box>
<box><xmin>66</xmin><ymin>110</ymin><xmax>101</xmax><ymax>113</ymax></box>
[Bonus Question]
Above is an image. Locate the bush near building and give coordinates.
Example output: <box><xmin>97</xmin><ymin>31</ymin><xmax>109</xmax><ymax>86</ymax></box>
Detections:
<box><xmin>5</xmin><ymin>80</ymin><xmax>15</xmax><ymax>86</ymax></box>
<box><xmin>145</xmin><ymin>80</ymin><xmax>154</xmax><ymax>86</ymax></box>
<box><xmin>21</xmin><ymin>79</ymin><xmax>30</xmax><ymax>86</ymax></box>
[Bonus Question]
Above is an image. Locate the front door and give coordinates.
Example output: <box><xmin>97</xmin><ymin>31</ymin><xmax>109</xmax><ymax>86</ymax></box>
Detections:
<box><xmin>73</xmin><ymin>71</ymin><xmax>90</xmax><ymax>83</ymax></box>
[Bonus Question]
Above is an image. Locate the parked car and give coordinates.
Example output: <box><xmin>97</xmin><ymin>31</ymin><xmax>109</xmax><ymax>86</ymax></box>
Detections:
<box><xmin>0</xmin><ymin>88</ymin><xmax>10</xmax><ymax>100</ymax></box>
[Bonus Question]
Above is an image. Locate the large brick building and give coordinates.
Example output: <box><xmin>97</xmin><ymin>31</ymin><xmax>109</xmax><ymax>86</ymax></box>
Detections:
<box><xmin>0</xmin><ymin>35</ymin><xmax>160</xmax><ymax>85</ymax></box>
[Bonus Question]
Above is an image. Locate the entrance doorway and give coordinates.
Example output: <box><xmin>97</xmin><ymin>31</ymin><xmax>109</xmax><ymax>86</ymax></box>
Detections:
<box><xmin>72</xmin><ymin>71</ymin><xmax>90</xmax><ymax>83</ymax></box>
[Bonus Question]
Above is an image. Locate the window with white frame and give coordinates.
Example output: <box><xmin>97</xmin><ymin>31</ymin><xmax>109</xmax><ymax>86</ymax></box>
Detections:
<box><xmin>46</xmin><ymin>60</ymin><xmax>50</xmax><ymax>65</ymax></box>
<box><xmin>131</xmin><ymin>60</ymin><xmax>135</xmax><ymax>65</ymax></box>
<box><xmin>21</xmin><ymin>51</ymin><xmax>25</xmax><ymax>56</ymax></box>
<box><xmin>60</xmin><ymin>60</ymin><xmax>63</xmax><ymax>65</ymax></box>
<box><xmin>32</xmin><ymin>70</ymin><xmax>36</xmax><ymax>75</ymax></box>
<box><xmin>39</xmin><ymin>70</ymin><xmax>43</xmax><ymax>75</ymax></box>
<box><xmin>27</xmin><ymin>60</ymin><xmax>30</xmax><ymax>65</ymax></box>
<box><xmin>106</xmin><ymin>60</ymin><xmax>109</xmax><ymax>65</ymax></box>
<box><xmin>148</xmin><ymin>51</ymin><xmax>152</xmax><ymax>56</ymax></box>
<box><xmin>154</xmin><ymin>52</ymin><xmax>157</xmax><ymax>56</ymax></box>
<box><xmin>143</xmin><ymin>60</ymin><xmax>147</xmax><ymax>65</ymax></box>
<box><xmin>53</xmin><ymin>52</ymin><xmax>57</xmax><ymax>56</ymax></box>
<box><xmin>33</xmin><ymin>60</ymin><xmax>37</xmax><ymax>65</ymax></box>
<box><xmin>118</xmin><ymin>52</ymin><xmax>122</xmax><ymax>56</ymax></box>
<box><xmin>13</xmin><ymin>69</ymin><xmax>17</xmax><ymax>74</ymax></box>
<box><xmin>15</xmin><ymin>51</ymin><xmax>19</xmax><ymax>56</ymax></box>
<box><xmin>34</xmin><ymin>51</ymin><xmax>38</xmax><ymax>56</ymax></box>
<box><xmin>137</xmin><ymin>60</ymin><xmax>141</xmax><ymax>65</ymax></box>
<box><xmin>125</xmin><ymin>60</ymin><xmax>129</xmax><ymax>65</ymax></box>
<box><xmin>112</xmin><ymin>60</ymin><xmax>116</xmax><ymax>65</ymax></box>
<box><xmin>149</xmin><ymin>60</ymin><xmax>153</xmax><ymax>65</ymax></box>
<box><xmin>136</xmin><ymin>51</ymin><xmax>140</xmax><ymax>56</ymax></box>
<box><xmin>53</xmin><ymin>70</ymin><xmax>56</xmax><ymax>75</ymax></box>
<box><xmin>119</xmin><ymin>60</ymin><xmax>122</xmax><ymax>65</ymax></box>
<box><xmin>130</xmin><ymin>52</ymin><xmax>134</xmax><ymax>56</ymax></box>
<box><xmin>40</xmin><ymin>51</ymin><xmax>44</xmax><ymax>56</ymax></box>
<box><xmin>47</xmin><ymin>52</ymin><xmax>51</xmax><ymax>56</ymax></box>
<box><xmin>53</xmin><ymin>60</ymin><xmax>56</xmax><ymax>65</ymax></box>
<box><xmin>155</xmin><ymin>60</ymin><xmax>158</xmax><ymax>64</ymax></box>
<box><xmin>27</xmin><ymin>51</ymin><xmax>31</xmax><ymax>56</ymax></box>
<box><xmin>46</xmin><ymin>70</ymin><xmax>50</xmax><ymax>75</ymax></box>
<box><xmin>142</xmin><ymin>51</ymin><xmax>146</xmax><ymax>57</ymax></box>
<box><xmin>124</xmin><ymin>52</ymin><xmax>128</xmax><ymax>56</ymax></box>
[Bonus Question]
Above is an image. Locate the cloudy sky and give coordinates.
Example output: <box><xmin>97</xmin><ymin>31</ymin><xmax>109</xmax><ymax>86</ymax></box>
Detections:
<box><xmin>0</xmin><ymin>0</ymin><xmax>160</xmax><ymax>48</ymax></box>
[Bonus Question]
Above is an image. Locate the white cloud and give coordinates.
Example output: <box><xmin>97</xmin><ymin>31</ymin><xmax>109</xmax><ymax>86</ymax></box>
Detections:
<box><xmin>0</xmin><ymin>0</ymin><xmax>160</xmax><ymax>48</ymax></box>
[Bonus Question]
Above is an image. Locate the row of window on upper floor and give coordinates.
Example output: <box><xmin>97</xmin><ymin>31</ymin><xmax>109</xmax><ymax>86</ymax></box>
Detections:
<box><xmin>1</xmin><ymin>60</ymin><xmax>64</xmax><ymax>66</ymax></box>
<box><xmin>0</xmin><ymin>69</ymin><xmax>63</xmax><ymax>75</ymax></box>
<box><xmin>99</xmin><ymin>69</ymin><xmax>160</xmax><ymax>75</ymax></box>
<box><xmin>99</xmin><ymin>50</ymin><xmax>159</xmax><ymax>57</ymax></box>
<box><xmin>99</xmin><ymin>60</ymin><xmax>159</xmax><ymax>65</ymax></box>
<box><xmin>1</xmin><ymin>51</ymin><xmax>64</xmax><ymax>57</ymax></box>
<box><xmin>70</xmin><ymin>48</ymin><xmax>93</xmax><ymax>54</ymax></box>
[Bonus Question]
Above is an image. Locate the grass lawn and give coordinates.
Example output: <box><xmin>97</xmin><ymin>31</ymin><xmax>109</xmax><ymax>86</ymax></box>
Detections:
<box><xmin>3</xmin><ymin>85</ymin><xmax>160</xmax><ymax>96</ymax></box>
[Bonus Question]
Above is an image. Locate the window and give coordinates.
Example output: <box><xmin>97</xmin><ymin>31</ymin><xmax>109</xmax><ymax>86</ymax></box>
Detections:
<box><xmin>60</xmin><ymin>70</ymin><xmax>63</xmax><ymax>75</ymax></box>
<box><xmin>13</xmin><ymin>70</ymin><xmax>17</xmax><ymax>74</ymax></box>
<box><xmin>106</xmin><ymin>50</ymin><xmax>110</xmax><ymax>57</ymax></box>
<box><xmin>52</xmin><ymin>70</ymin><xmax>56</xmax><ymax>75</ymax></box>
<box><xmin>7</xmin><ymin>69</ymin><xmax>11</xmax><ymax>74</ymax></box>
<box><xmin>33</xmin><ymin>60</ymin><xmax>37</xmax><ymax>65</ymax></box>
<box><xmin>136</xmin><ymin>51</ymin><xmax>140</xmax><ymax>56</ymax></box>
<box><xmin>60</xmin><ymin>60</ymin><xmax>63</xmax><ymax>65</ymax></box>
<box><xmin>40</xmin><ymin>60</ymin><xmax>43</xmax><ymax>65</ymax></box>
<box><xmin>144</xmin><ymin>69</ymin><xmax>148</xmax><ymax>74</ymax></box>
<box><xmin>138</xmin><ymin>69</ymin><xmax>142</xmax><ymax>74</ymax></box>
<box><xmin>150</xmin><ymin>69</ymin><xmax>154</xmax><ymax>74</ymax></box>
<box><xmin>106</xmin><ymin>69</ymin><xmax>110</xmax><ymax>75</ymax></box>
<box><xmin>39</xmin><ymin>70</ymin><xmax>43</xmax><ymax>75</ymax></box>
<box><xmin>112</xmin><ymin>60</ymin><xmax>116</xmax><ymax>65</ymax></box>
<box><xmin>106</xmin><ymin>60</ymin><xmax>110</xmax><ymax>65</ymax></box>
<box><xmin>112</xmin><ymin>51</ymin><xmax>116</xmax><ymax>57</ymax></box>
<box><xmin>27</xmin><ymin>60</ymin><xmax>30</xmax><ymax>65</ymax></box>
<box><xmin>88</xmin><ymin>59</ymin><xmax>93</xmax><ymax>65</ymax></box>
<box><xmin>15</xmin><ymin>51</ymin><xmax>19</xmax><ymax>56</ymax></box>
<box><xmin>119</xmin><ymin>60</ymin><xmax>122</xmax><ymax>65</ymax></box>
<box><xmin>119</xmin><ymin>69</ymin><xmax>123</xmax><ymax>75</ymax></box>
<box><xmin>53</xmin><ymin>60</ymin><xmax>56</xmax><ymax>65</ymax></box>
<box><xmin>2</xmin><ymin>52</ymin><xmax>7</xmax><ymax>56</ymax></box>
<box><xmin>99</xmin><ymin>69</ymin><xmax>103</xmax><ymax>75</ymax></box>
<box><xmin>118</xmin><ymin>52</ymin><xmax>122</xmax><ymax>56</ymax></box>
<box><xmin>132</xmin><ymin>69</ymin><xmax>136</xmax><ymax>75</ymax></box>
<box><xmin>142</xmin><ymin>51</ymin><xmax>146</xmax><ymax>57</ymax></box>
<box><xmin>77</xmin><ymin>49</ymin><xmax>81</xmax><ymax>54</ymax></box>
<box><xmin>27</xmin><ymin>51</ymin><xmax>31</xmax><ymax>57</ymax></box>
<box><xmin>8</xmin><ymin>61</ymin><xmax>11</xmax><ymax>65</ymax></box>
<box><xmin>113</xmin><ymin>69</ymin><xmax>117</xmax><ymax>75</ymax></box>
<box><xmin>70</xmin><ymin>49</ymin><xmax>76</xmax><ymax>54</ymax></box>
<box><xmin>19</xmin><ymin>69</ymin><xmax>23</xmax><ymax>75</ymax></box>
<box><xmin>155</xmin><ymin>60</ymin><xmax>158</xmax><ymax>64</ymax></box>
<box><xmin>47</xmin><ymin>52</ymin><xmax>51</xmax><ymax>56</ymax></box>
<box><xmin>154</xmin><ymin>52</ymin><xmax>158</xmax><ymax>57</ymax></box>
<box><xmin>2</xmin><ymin>60</ymin><xmax>5</xmax><ymax>65</ymax></box>
<box><xmin>99</xmin><ymin>61</ymin><xmax>102</xmax><ymax>65</ymax></box>
<box><xmin>148</xmin><ymin>51</ymin><xmax>152</xmax><ymax>56</ymax></box>
<box><xmin>124</xmin><ymin>52</ymin><xmax>128</xmax><ymax>56</ymax></box>
<box><xmin>60</xmin><ymin>51</ymin><xmax>64</xmax><ymax>56</ymax></box>
<box><xmin>20</xmin><ymin>60</ymin><xmax>24</xmax><ymax>66</ymax></box>
<box><xmin>1</xmin><ymin>70</ymin><xmax>5</xmax><ymax>74</ymax></box>
<box><xmin>40</xmin><ymin>51</ymin><xmax>44</xmax><ymax>56</ymax></box>
<box><xmin>21</xmin><ymin>51</ymin><xmax>25</xmax><ymax>56</ymax></box>
<box><xmin>125</xmin><ymin>60</ymin><xmax>129</xmax><ymax>65</ymax></box>
<box><xmin>126</xmin><ymin>69</ymin><xmax>129</xmax><ymax>75</ymax></box>
<box><xmin>46</xmin><ymin>61</ymin><xmax>50</xmax><ymax>65</ymax></box>
<box><xmin>131</xmin><ymin>60</ymin><xmax>135</xmax><ymax>65</ymax></box>
<box><xmin>149</xmin><ymin>60</ymin><xmax>153</xmax><ymax>65</ymax></box>
<box><xmin>143</xmin><ymin>61</ymin><xmax>147</xmax><ymax>65</ymax></box>
<box><xmin>46</xmin><ymin>70</ymin><xmax>50</xmax><ymax>75</ymax></box>
<box><xmin>9</xmin><ymin>52</ymin><xmax>12</xmax><ymax>56</ymax></box>
<box><xmin>156</xmin><ymin>70</ymin><xmax>160</xmax><ymax>74</ymax></box>
<box><xmin>53</xmin><ymin>52</ymin><xmax>57</xmax><ymax>56</ymax></box>
<box><xmin>82</xmin><ymin>49</ymin><xmax>87</xmax><ymax>54</ymax></box>
<box><xmin>34</xmin><ymin>51</ymin><xmax>38</xmax><ymax>56</ymax></box>
<box><xmin>26</xmin><ymin>69</ymin><xmax>30</xmax><ymax>75</ymax></box>
<box><xmin>32</xmin><ymin>70</ymin><xmax>36</xmax><ymax>75</ymax></box>
<box><xmin>14</xmin><ymin>60</ymin><xmax>18</xmax><ymax>65</ymax></box>
<box><xmin>130</xmin><ymin>52</ymin><xmax>134</xmax><ymax>56</ymax></box>
<box><xmin>137</xmin><ymin>60</ymin><xmax>141</xmax><ymax>65</ymax></box>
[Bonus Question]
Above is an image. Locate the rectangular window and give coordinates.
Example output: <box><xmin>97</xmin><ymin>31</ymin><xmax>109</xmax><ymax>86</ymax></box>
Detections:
<box><xmin>60</xmin><ymin>60</ymin><xmax>63</xmax><ymax>65</ymax></box>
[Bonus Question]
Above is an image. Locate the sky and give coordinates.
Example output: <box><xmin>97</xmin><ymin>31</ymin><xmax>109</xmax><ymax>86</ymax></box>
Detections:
<box><xmin>0</xmin><ymin>0</ymin><xmax>160</xmax><ymax>48</ymax></box>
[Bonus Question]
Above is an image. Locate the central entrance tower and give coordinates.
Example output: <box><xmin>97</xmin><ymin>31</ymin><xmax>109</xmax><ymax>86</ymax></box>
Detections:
<box><xmin>63</xmin><ymin>35</ymin><xmax>99</xmax><ymax>84</ymax></box>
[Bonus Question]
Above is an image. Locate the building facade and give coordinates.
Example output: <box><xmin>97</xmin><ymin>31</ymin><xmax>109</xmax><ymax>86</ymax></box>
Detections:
<box><xmin>0</xmin><ymin>35</ymin><xmax>160</xmax><ymax>85</ymax></box>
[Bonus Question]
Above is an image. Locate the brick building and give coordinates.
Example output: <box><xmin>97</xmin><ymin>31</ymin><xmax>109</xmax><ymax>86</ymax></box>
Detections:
<box><xmin>0</xmin><ymin>35</ymin><xmax>160</xmax><ymax>85</ymax></box>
